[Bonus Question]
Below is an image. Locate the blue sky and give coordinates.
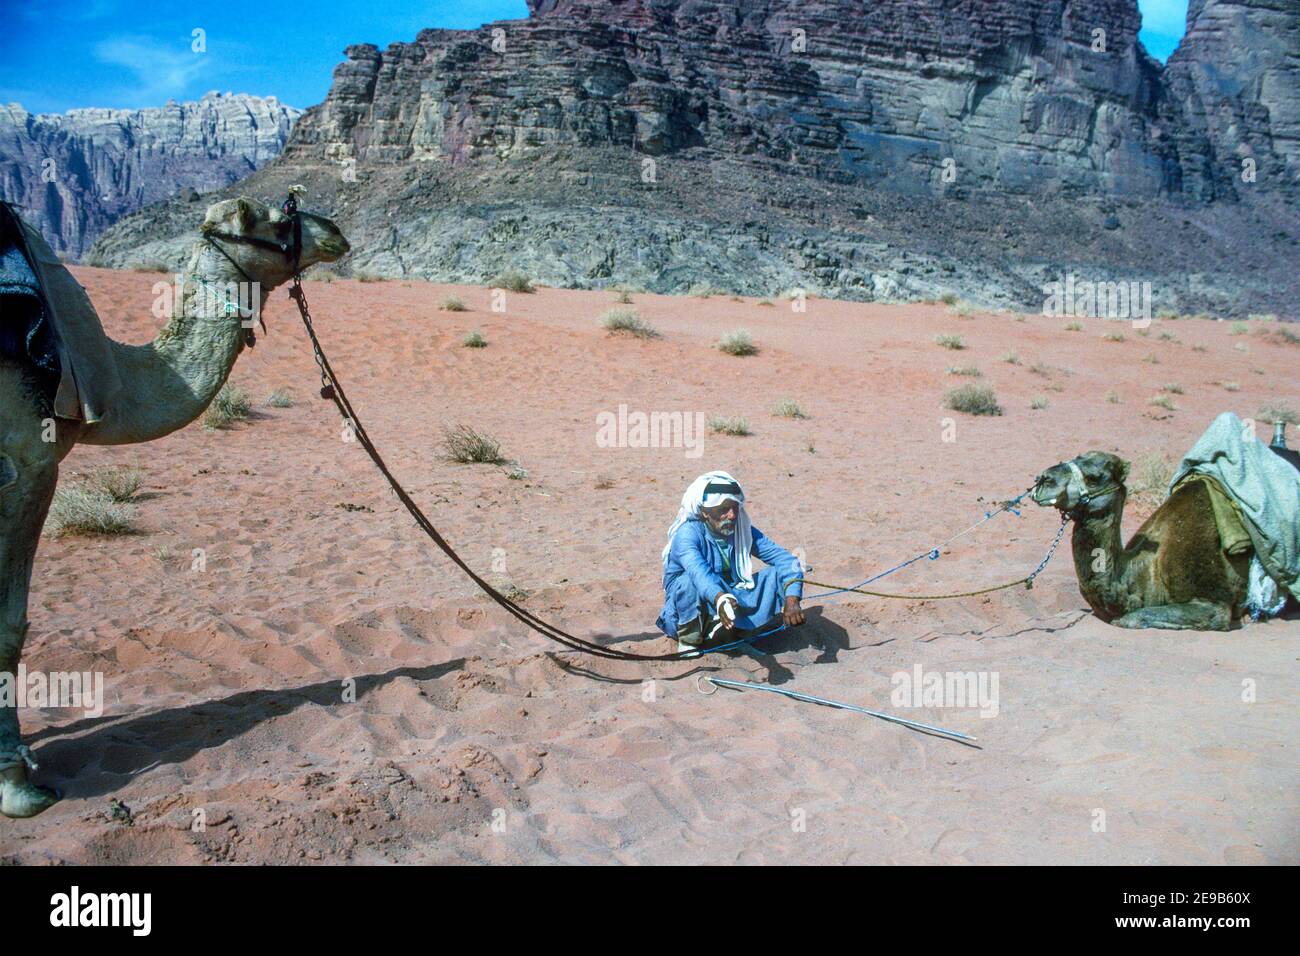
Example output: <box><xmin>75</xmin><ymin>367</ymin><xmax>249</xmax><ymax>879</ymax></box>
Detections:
<box><xmin>1</xmin><ymin>0</ymin><xmax>1189</xmax><ymax>115</ymax></box>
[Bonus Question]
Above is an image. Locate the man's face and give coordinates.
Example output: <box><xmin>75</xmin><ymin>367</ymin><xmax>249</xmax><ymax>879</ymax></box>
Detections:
<box><xmin>701</xmin><ymin>498</ymin><xmax>739</xmax><ymax>536</ymax></box>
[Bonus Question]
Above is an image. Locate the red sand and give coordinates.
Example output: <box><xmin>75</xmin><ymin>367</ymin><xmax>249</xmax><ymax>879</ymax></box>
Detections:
<box><xmin>6</xmin><ymin>269</ymin><xmax>1296</xmax><ymax>863</ymax></box>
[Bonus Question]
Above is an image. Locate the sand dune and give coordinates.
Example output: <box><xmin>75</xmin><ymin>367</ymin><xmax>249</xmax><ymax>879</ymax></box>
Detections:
<box><xmin>5</xmin><ymin>270</ymin><xmax>1296</xmax><ymax>864</ymax></box>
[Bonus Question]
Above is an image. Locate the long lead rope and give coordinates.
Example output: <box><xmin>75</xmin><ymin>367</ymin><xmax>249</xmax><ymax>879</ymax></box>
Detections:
<box><xmin>291</xmin><ymin>276</ymin><xmax>698</xmax><ymax>662</ymax></box>
<box><xmin>289</xmin><ymin>276</ymin><xmax>1069</xmax><ymax>661</ymax></box>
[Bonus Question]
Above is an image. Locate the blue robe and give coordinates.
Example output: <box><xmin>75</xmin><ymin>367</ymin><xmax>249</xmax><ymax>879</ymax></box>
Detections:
<box><xmin>656</xmin><ymin>518</ymin><xmax>804</xmax><ymax>637</ymax></box>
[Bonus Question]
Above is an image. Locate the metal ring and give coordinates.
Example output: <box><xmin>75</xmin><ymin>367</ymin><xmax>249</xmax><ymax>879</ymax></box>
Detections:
<box><xmin>695</xmin><ymin>674</ymin><xmax>718</xmax><ymax>696</ymax></box>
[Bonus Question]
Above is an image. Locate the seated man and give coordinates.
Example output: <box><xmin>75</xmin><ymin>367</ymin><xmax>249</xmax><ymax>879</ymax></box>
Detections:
<box><xmin>657</xmin><ymin>470</ymin><xmax>806</xmax><ymax>651</ymax></box>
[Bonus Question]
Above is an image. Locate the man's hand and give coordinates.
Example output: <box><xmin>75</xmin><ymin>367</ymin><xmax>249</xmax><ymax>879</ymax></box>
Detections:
<box><xmin>715</xmin><ymin>592</ymin><xmax>739</xmax><ymax>631</ymax></box>
<box><xmin>783</xmin><ymin>596</ymin><xmax>805</xmax><ymax>628</ymax></box>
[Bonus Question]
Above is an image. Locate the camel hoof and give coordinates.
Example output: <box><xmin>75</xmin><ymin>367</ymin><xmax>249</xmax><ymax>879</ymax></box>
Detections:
<box><xmin>0</xmin><ymin>765</ymin><xmax>60</xmax><ymax>818</ymax></box>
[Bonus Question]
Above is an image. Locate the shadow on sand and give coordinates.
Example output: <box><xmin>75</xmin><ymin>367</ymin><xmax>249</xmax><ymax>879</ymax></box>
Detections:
<box><xmin>26</xmin><ymin>657</ymin><xmax>467</xmax><ymax>802</ymax></box>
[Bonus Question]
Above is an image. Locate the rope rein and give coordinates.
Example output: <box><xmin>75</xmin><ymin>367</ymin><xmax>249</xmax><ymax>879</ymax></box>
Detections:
<box><xmin>288</xmin><ymin>276</ymin><xmax>1071</xmax><ymax>662</ymax></box>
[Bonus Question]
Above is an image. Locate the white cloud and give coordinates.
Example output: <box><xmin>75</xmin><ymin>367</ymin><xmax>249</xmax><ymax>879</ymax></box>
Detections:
<box><xmin>93</xmin><ymin>34</ymin><xmax>210</xmax><ymax>107</ymax></box>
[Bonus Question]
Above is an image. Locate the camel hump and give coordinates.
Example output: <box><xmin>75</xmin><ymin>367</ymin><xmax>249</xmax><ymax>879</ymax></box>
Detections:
<box><xmin>0</xmin><ymin>202</ymin><xmax>119</xmax><ymax>422</ymax></box>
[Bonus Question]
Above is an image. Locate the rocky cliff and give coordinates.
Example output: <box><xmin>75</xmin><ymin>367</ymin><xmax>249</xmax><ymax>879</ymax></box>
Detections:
<box><xmin>1162</xmin><ymin>0</ymin><xmax>1300</xmax><ymax>202</ymax></box>
<box><xmin>87</xmin><ymin>0</ymin><xmax>1300</xmax><ymax>316</ymax></box>
<box><xmin>0</xmin><ymin>92</ymin><xmax>299</xmax><ymax>258</ymax></box>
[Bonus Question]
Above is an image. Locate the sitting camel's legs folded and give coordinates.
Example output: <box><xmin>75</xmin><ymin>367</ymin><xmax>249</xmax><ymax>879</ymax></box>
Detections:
<box><xmin>1111</xmin><ymin>600</ymin><xmax>1235</xmax><ymax>631</ymax></box>
<box><xmin>0</xmin><ymin>366</ymin><xmax>65</xmax><ymax>817</ymax></box>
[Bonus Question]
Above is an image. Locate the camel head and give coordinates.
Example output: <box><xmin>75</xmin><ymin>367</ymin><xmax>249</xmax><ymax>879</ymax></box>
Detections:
<box><xmin>199</xmin><ymin>196</ymin><xmax>349</xmax><ymax>285</ymax></box>
<box><xmin>1032</xmin><ymin>451</ymin><xmax>1129</xmax><ymax>515</ymax></box>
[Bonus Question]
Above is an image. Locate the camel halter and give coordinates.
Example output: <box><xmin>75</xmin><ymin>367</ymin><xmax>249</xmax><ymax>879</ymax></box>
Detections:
<box><xmin>1066</xmin><ymin>460</ymin><xmax>1123</xmax><ymax>507</ymax></box>
<box><xmin>201</xmin><ymin>192</ymin><xmax>305</xmax><ymax>348</ymax></box>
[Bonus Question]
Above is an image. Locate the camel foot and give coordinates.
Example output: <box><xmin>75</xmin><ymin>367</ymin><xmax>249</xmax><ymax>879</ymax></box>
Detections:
<box><xmin>0</xmin><ymin>764</ymin><xmax>60</xmax><ymax>818</ymax></box>
<box><xmin>1111</xmin><ymin>601</ymin><xmax>1234</xmax><ymax>631</ymax></box>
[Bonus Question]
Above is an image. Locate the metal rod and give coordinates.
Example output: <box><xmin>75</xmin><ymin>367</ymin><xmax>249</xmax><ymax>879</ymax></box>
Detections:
<box><xmin>706</xmin><ymin>677</ymin><xmax>977</xmax><ymax>741</ymax></box>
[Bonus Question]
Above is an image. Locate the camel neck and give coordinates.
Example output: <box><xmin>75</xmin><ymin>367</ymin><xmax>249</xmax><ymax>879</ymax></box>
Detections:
<box><xmin>78</xmin><ymin>244</ymin><xmax>270</xmax><ymax>446</ymax></box>
<box><xmin>1069</xmin><ymin>495</ymin><xmax>1131</xmax><ymax>618</ymax></box>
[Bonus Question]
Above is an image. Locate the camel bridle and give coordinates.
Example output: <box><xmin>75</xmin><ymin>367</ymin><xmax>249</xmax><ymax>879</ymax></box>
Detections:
<box><xmin>1061</xmin><ymin>460</ymin><xmax>1123</xmax><ymax>510</ymax></box>
<box><xmin>201</xmin><ymin>193</ymin><xmax>305</xmax><ymax>347</ymax></box>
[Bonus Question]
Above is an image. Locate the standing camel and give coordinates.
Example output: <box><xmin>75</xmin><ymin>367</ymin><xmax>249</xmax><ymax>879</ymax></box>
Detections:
<box><xmin>0</xmin><ymin>197</ymin><xmax>349</xmax><ymax>817</ymax></box>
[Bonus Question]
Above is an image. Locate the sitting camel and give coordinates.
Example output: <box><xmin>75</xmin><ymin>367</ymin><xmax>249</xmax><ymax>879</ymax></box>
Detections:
<box><xmin>1032</xmin><ymin>448</ymin><xmax>1296</xmax><ymax>631</ymax></box>
<box><xmin>0</xmin><ymin>197</ymin><xmax>348</xmax><ymax>817</ymax></box>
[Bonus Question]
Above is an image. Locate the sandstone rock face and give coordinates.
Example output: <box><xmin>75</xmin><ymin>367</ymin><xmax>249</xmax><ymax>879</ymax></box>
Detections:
<box><xmin>88</xmin><ymin>1</ymin><xmax>1300</xmax><ymax>316</ymax></box>
<box><xmin>0</xmin><ymin>92</ymin><xmax>300</xmax><ymax>258</ymax></box>
<box><xmin>288</xmin><ymin>0</ymin><xmax>1176</xmax><ymax>197</ymax></box>
<box><xmin>1162</xmin><ymin>0</ymin><xmax>1300</xmax><ymax>201</ymax></box>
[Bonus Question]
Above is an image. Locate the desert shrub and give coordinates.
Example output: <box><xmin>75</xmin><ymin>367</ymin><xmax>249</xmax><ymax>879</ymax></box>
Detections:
<box><xmin>83</xmin><ymin>464</ymin><xmax>143</xmax><ymax>502</ymax></box>
<box><xmin>707</xmin><ymin>416</ymin><xmax>751</xmax><ymax>436</ymax></box>
<box><xmin>1149</xmin><ymin>394</ymin><xmax>1178</xmax><ymax>411</ymax></box>
<box><xmin>203</xmin><ymin>383</ymin><xmax>252</xmax><ymax>429</ymax></box>
<box><xmin>265</xmin><ymin>388</ymin><xmax>293</xmax><ymax>408</ymax></box>
<box><xmin>1161</xmin><ymin>382</ymin><xmax>1184</xmax><ymax>394</ymax></box>
<box><xmin>1103</xmin><ymin>331</ymin><xmax>1125</xmax><ymax>342</ymax></box>
<box><xmin>1131</xmin><ymin>452</ymin><xmax>1174</xmax><ymax>503</ymax></box>
<box><xmin>505</xmin><ymin>463</ymin><xmax>528</xmax><ymax>480</ymax></box>
<box><xmin>602</xmin><ymin>308</ymin><xmax>659</xmax><ymax>339</ymax></box>
<box><xmin>689</xmin><ymin>282</ymin><xmax>724</xmax><ymax>298</ymax></box>
<box><xmin>1158</xmin><ymin>331</ymin><xmax>1177</xmax><ymax>341</ymax></box>
<box><xmin>717</xmin><ymin>329</ymin><xmax>757</xmax><ymax>356</ymax></box>
<box><xmin>1030</xmin><ymin>396</ymin><xmax>1049</xmax><ymax>410</ymax></box>
<box><xmin>1271</xmin><ymin>327</ymin><xmax>1300</xmax><ymax>346</ymax></box>
<box><xmin>944</xmin><ymin>384</ymin><xmax>1002</xmax><ymax>416</ymax></box>
<box><xmin>130</xmin><ymin>260</ymin><xmax>170</xmax><ymax>273</ymax></box>
<box><xmin>1106</xmin><ymin>390</ymin><xmax>1121</xmax><ymax>404</ymax></box>
<box><xmin>440</xmin><ymin>295</ymin><xmax>467</xmax><ymax>312</ymax></box>
<box><xmin>1142</xmin><ymin>354</ymin><xmax>1160</xmax><ymax>364</ymax></box>
<box><xmin>1002</xmin><ymin>352</ymin><xmax>1021</xmax><ymax>365</ymax></box>
<box><xmin>1029</xmin><ymin>362</ymin><xmax>1051</xmax><ymax>376</ymax></box>
<box><xmin>354</xmin><ymin>271</ymin><xmax>385</xmax><ymax>283</ymax></box>
<box><xmin>462</xmin><ymin>330</ymin><xmax>487</xmax><ymax>348</ymax></box>
<box><xmin>935</xmin><ymin>334</ymin><xmax>965</xmax><ymax>350</ymax></box>
<box><xmin>1064</xmin><ymin>322</ymin><xmax>1083</xmax><ymax>332</ymax></box>
<box><xmin>1191</xmin><ymin>344</ymin><xmax>1209</xmax><ymax>353</ymax></box>
<box><xmin>440</xmin><ymin>424</ymin><xmax>504</xmax><ymax>464</ymax></box>
<box><xmin>939</xmin><ymin>292</ymin><xmax>959</xmax><ymax>306</ymax></box>
<box><xmin>1258</xmin><ymin>403</ymin><xmax>1298</xmax><ymax>425</ymax></box>
<box><xmin>772</xmin><ymin>399</ymin><xmax>808</xmax><ymax>419</ymax></box>
<box><xmin>613</xmin><ymin>289</ymin><xmax>633</xmax><ymax>304</ymax></box>
<box><xmin>491</xmin><ymin>270</ymin><xmax>535</xmax><ymax>293</ymax></box>
<box><xmin>1229</xmin><ymin>321</ymin><xmax>1249</xmax><ymax>335</ymax></box>
<box><xmin>1221</xmin><ymin>381</ymin><xmax>1240</xmax><ymax>392</ymax></box>
<box><xmin>45</xmin><ymin>486</ymin><xmax>136</xmax><ymax>537</ymax></box>
<box><xmin>947</xmin><ymin>365</ymin><xmax>981</xmax><ymax>377</ymax></box>
<box><xmin>757</xmin><ymin>299</ymin><xmax>775</xmax><ymax>307</ymax></box>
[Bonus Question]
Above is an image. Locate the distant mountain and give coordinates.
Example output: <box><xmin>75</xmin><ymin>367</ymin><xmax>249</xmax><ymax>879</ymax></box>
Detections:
<box><xmin>87</xmin><ymin>0</ymin><xmax>1300</xmax><ymax>316</ymax></box>
<box><xmin>0</xmin><ymin>92</ymin><xmax>300</xmax><ymax>258</ymax></box>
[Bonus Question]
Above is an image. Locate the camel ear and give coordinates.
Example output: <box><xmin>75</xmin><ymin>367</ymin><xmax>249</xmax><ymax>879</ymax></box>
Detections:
<box><xmin>1116</xmin><ymin>458</ymin><xmax>1131</xmax><ymax>482</ymax></box>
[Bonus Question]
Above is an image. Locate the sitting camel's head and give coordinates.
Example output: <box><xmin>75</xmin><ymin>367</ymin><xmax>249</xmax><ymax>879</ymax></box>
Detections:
<box><xmin>1032</xmin><ymin>451</ymin><xmax>1129</xmax><ymax>515</ymax></box>
<box><xmin>199</xmin><ymin>196</ymin><xmax>349</xmax><ymax>284</ymax></box>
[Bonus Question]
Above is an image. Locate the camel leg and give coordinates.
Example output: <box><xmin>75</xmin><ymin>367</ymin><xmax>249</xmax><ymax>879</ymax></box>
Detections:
<box><xmin>0</xmin><ymin>380</ymin><xmax>64</xmax><ymax>817</ymax></box>
<box><xmin>1111</xmin><ymin>600</ymin><xmax>1235</xmax><ymax>631</ymax></box>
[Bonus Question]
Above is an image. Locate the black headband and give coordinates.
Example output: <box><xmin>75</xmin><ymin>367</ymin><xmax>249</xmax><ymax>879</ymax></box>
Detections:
<box><xmin>703</xmin><ymin>481</ymin><xmax>742</xmax><ymax>498</ymax></box>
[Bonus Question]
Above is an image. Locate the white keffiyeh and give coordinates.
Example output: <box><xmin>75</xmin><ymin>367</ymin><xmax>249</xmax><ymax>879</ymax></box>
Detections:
<box><xmin>661</xmin><ymin>470</ymin><xmax>755</xmax><ymax>590</ymax></box>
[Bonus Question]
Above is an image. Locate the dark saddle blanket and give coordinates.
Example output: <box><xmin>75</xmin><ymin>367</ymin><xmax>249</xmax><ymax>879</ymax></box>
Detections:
<box><xmin>0</xmin><ymin>202</ymin><xmax>118</xmax><ymax>421</ymax></box>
